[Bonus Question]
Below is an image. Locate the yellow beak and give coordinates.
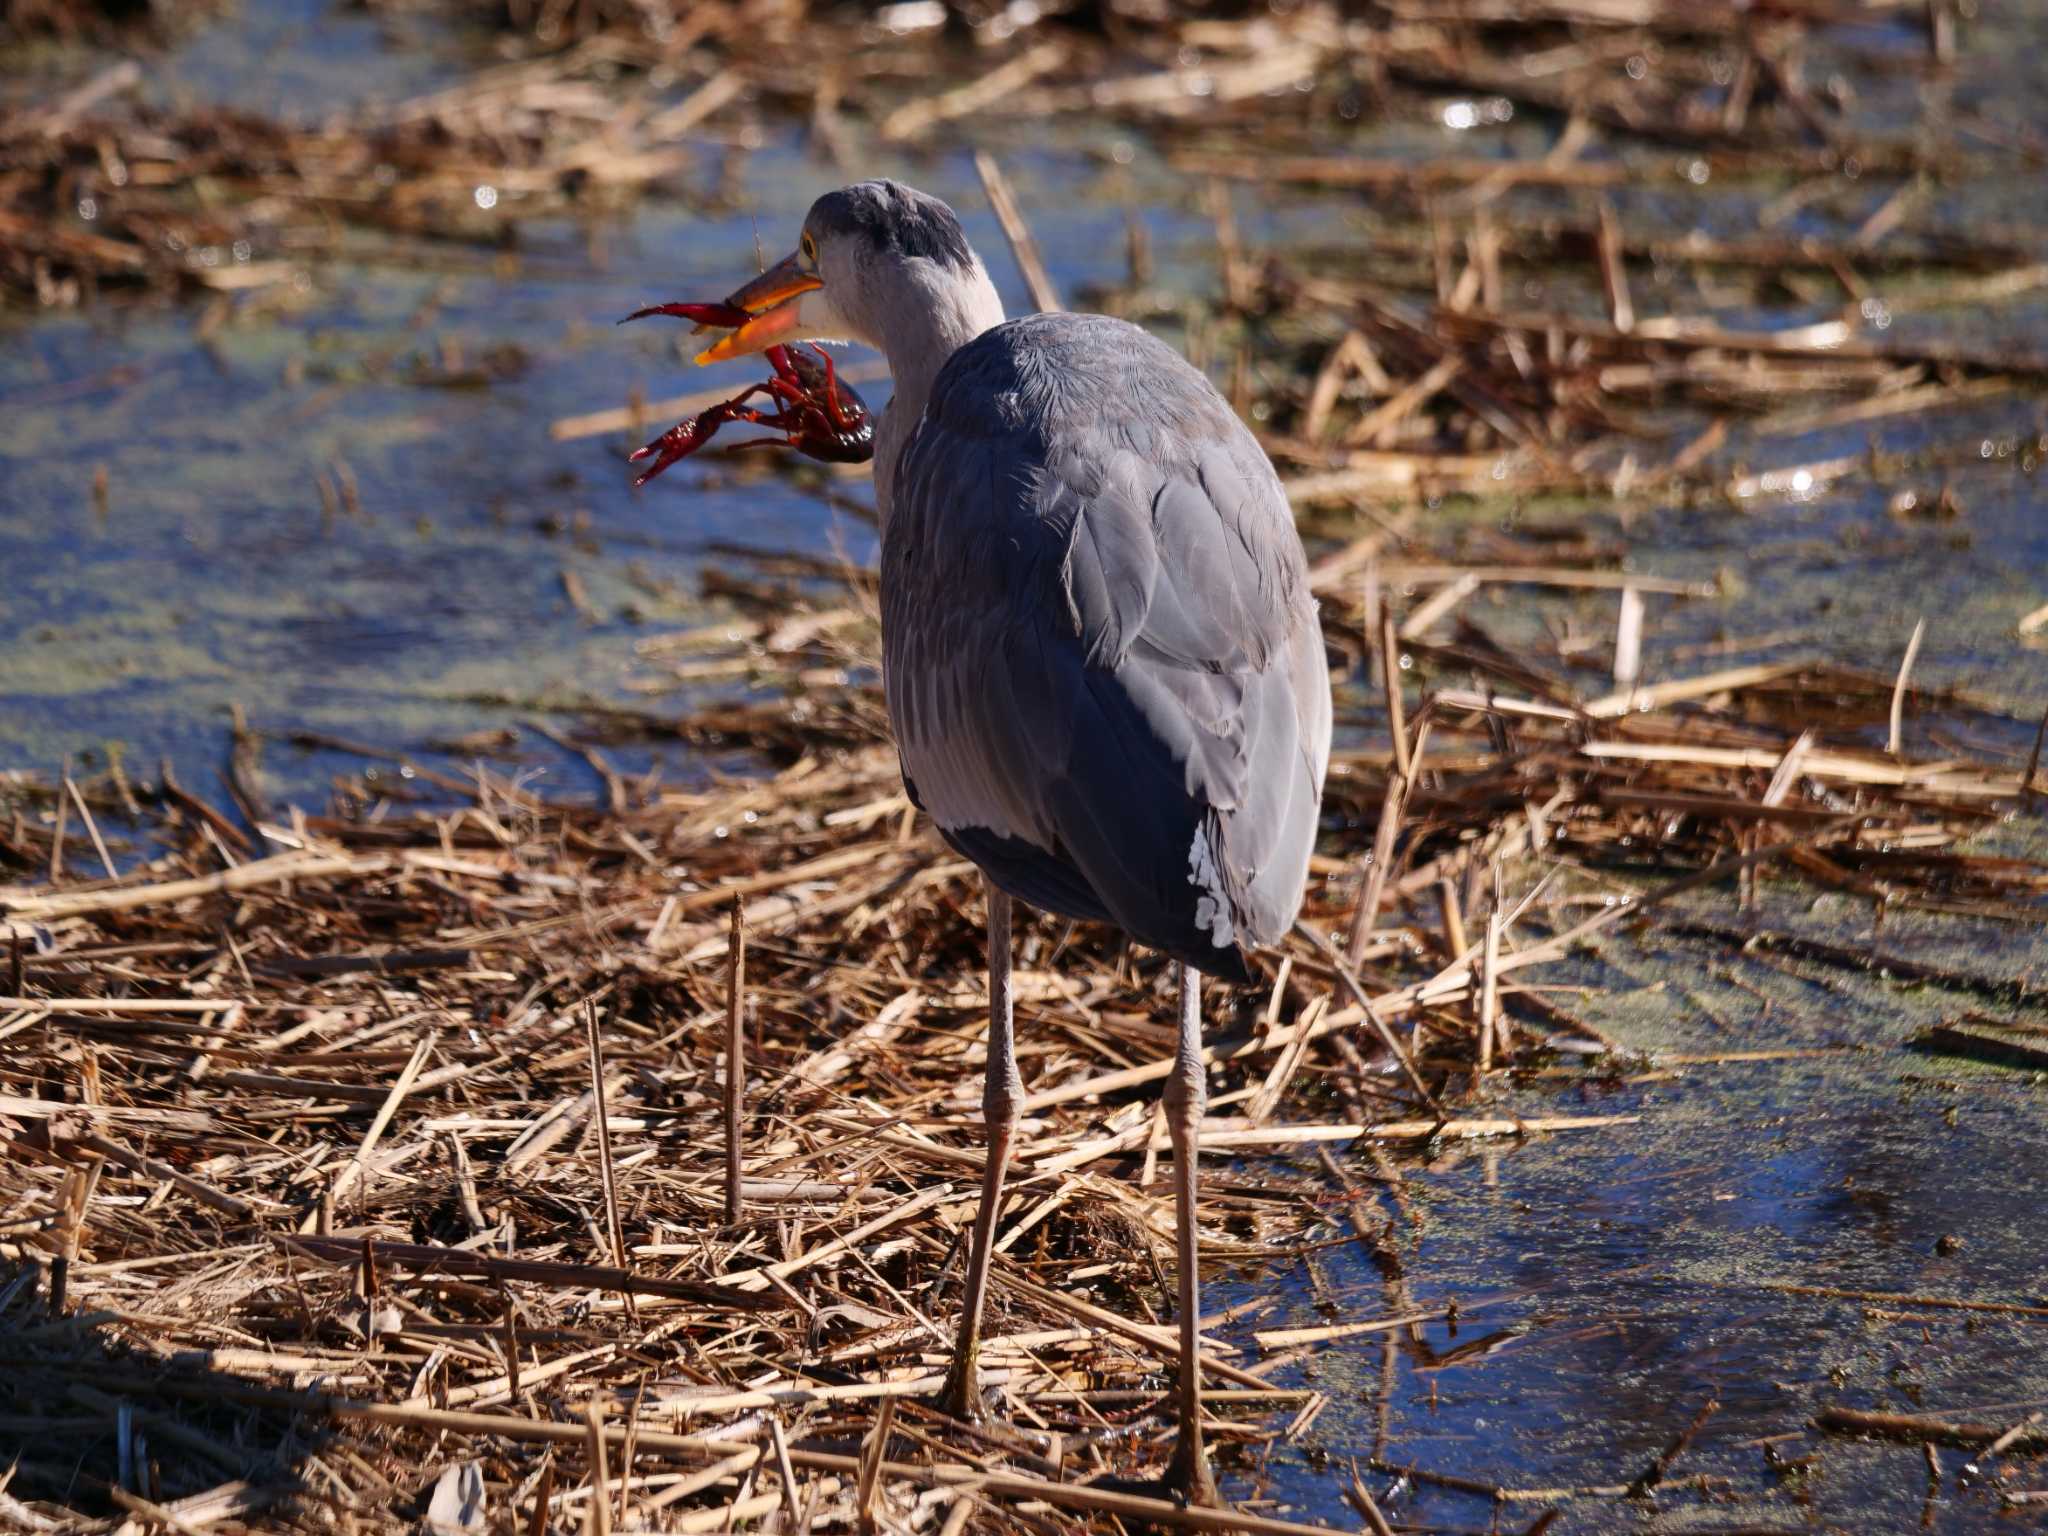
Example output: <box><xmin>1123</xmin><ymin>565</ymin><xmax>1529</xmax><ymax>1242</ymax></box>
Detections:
<box><xmin>695</xmin><ymin>252</ymin><xmax>822</xmax><ymax>364</ymax></box>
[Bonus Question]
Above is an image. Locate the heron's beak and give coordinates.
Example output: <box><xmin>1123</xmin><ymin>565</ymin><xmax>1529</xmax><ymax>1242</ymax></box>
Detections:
<box><xmin>695</xmin><ymin>252</ymin><xmax>821</xmax><ymax>365</ymax></box>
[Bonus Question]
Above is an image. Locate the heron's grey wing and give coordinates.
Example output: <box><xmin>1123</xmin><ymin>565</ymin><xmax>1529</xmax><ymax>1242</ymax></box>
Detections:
<box><xmin>882</xmin><ymin>313</ymin><xmax>1330</xmax><ymax>972</ymax></box>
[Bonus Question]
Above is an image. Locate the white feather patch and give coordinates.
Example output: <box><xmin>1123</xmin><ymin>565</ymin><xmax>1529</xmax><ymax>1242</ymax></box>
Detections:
<box><xmin>1188</xmin><ymin>822</ymin><xmax>1235</xmax><ymax>948</ymax></box>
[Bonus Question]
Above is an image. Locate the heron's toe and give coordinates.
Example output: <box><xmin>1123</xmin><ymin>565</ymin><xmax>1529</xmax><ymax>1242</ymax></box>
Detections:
<box><xmin>1163</xmin><ymin>1439</ymin><xmax>1224</xmax><ymax>1511</ymax></box>
<box><xmin>931</xmin><ymin>1361</ymin><xmax>996</xmax><ymax>1424</ymax></box>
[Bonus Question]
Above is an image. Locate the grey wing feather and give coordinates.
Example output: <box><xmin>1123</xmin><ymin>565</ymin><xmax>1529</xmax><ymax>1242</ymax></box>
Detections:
<box><xmin>881</xmin><ymin>312</ymin><xmax>1331</xmax><ymax>976</ymax></box>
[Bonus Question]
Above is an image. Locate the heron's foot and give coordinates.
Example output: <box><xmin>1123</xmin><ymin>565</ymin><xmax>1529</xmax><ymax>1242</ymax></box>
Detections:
<box><xmin>1163</xmin><ymin>1434</ymin><xmax>1223</xmax><ymax>1510</ymax></box>
<box><xmin>1085</xmin><ymin>1444</ymin><xmax>1226</xmax><ymax>1532</ymax></box>
<box><xmin>933</xmin><ymin>1353</ymin><xmax>994</xmax><ymax>1424</ymax></box>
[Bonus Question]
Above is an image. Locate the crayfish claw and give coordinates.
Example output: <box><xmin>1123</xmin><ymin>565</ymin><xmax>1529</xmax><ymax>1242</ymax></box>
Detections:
<box><xmin>629</xmin><ymin>423</ymin><xmax>710</xmax><ymax>487</ymax></box>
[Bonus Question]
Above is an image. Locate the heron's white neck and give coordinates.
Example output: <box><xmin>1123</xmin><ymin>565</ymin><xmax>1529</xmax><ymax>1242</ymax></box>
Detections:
<box><xmin>871</xmin><ymin>260</ymin><xmax>1005</xmax><ymax>522</ymax></box>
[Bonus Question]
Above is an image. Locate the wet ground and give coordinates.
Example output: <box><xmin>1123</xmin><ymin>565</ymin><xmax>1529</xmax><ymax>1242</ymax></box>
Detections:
<box><xmin>1240</xmin><ymin>859</ymin><xmax>2048</xmax><ymax>1531</ymax></box>
<box><xmin>4</xmin><ymin>4</ymin><xmax>2047</xmax><ymax>1530</ymax></box>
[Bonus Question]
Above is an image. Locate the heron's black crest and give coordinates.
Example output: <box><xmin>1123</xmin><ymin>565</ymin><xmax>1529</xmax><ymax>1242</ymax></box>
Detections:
<box><xmin>810</xmin><ymin>180</ymin><xmax>973</xmax><ymax>274</ymax></box>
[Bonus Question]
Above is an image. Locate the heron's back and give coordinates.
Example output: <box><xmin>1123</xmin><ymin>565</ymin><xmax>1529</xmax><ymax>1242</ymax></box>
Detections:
<box><xmin>880</xmin><ymin>312</ymin><xmax>1331</xmax><ymax>979</ymax></box>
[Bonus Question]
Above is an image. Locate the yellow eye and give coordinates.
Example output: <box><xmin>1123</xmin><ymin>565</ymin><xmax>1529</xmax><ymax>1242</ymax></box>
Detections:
<box><xmin>800</xmin><ymin>233</ymin><xmax>818</xmax><ymax>264</ymax></box>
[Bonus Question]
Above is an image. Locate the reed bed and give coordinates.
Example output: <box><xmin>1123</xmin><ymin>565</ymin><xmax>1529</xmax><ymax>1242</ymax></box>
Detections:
<box><xmin>8</xmin><ymin>0</ymin><xmax>2033</xmax><ymax>303</ymax></box>
<box><xmin>13</xmin><ymin>0</ymin><xmax>2043</xmax><ymax>533</ymax></box>
<box><xmin>5</xmin><ymin>535</ymin><xmax>2044</xmax><ymax>1531</ymax></box>
<box><xmin>0</xmin><ymin>52</ymin><xmax>699</xmax><ymax>308</ymax></box>
<box><xmin>0</xmin><ymin>0</ymin><xmax>217</xmax><ymax>45</ymax></box>
<box><xmin>433</xmin><ymin>0</ymin><xmax>1967</xmax><ymax>170</ymax></box>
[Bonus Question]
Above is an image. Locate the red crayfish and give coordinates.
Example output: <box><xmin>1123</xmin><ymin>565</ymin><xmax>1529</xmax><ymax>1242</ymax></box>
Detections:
<box><xmin>619</xmin><ymin>300</ymin><xmax>874</xmax><ymax>487</ymax></box>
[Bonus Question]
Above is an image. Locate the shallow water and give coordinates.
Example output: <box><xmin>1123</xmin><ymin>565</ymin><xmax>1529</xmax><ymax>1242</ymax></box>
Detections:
<box><xmin>1234</xmin><ymin>864</ymin><xmax>2048</xmax><ymax>1530</ymax></box>
<box><xmin>4</xmin><ymin>6</ymin><xmax>2047</xmax><ymax>1530</ymax></box>
<box><xmin>0</xmin><ymin>120</ymin><xmax>1281</xmax><ymax>798</ymax></box>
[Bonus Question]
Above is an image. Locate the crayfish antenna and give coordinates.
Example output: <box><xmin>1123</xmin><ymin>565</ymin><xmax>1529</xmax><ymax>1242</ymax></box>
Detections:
<box><xmin>619</xmin><ymin>300</ymin><xmax>753</xmax><ymax>328</ymax></box>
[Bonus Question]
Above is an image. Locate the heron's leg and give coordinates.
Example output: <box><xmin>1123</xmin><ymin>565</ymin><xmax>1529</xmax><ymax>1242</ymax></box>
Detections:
<box><xmin>1163</xmin><ymin>962</ymin><xmax>1221</xmax><ymax>1506</ymax></box>
<box><xmin>937</xmin><ymin>879</ymin><xmax>1019</xmax><ymax>1420</ymax></box>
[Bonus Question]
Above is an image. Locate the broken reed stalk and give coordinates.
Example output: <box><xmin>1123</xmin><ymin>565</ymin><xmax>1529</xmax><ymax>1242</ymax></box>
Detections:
<box><xmin>1478</xmin><ymin>910</ymin><xmax>1503</xmax><ymax>1072</ymax></box>
<box><xmin>585</xmin><ymin>1394</ymin><xmax>612</xmax><ymax>1536</ymax></box>
<box><xmin>974</xmin><ymin>150</ymin><xmax>1060</xmax><ymax>315</ymax></box>
<box><xmin>1289</xmin><ymin>918</ymin><xmax>1444</xmax><ymax>1114</ymax></box>
<box><xmin>1968</xmin><ymin>1410</ymin><xmax>2047</xmax><ymax>1476</ymax></box>
<box><xmin>1436</xmin><ymin>878</ymin><xmax>1468</xmax><ymax>960</ymax></box>
<box><xmin>856</xmin><ymin>1394</ymin><xmax>896</xmax><ymax>1533</ymax></box>
<box><xmin>1890</xmin><ymin>616</ymin><xmax>1927</xmax><ymax>756</ymax></box>
<box><xmin>1379</xmin><ymin>609</ymin><xmax>1410</xmax><ymax>779</ymax></box>
<box><xmin>64</xmin><ymin>1158</ymin><xmax>102</xmax><ymax>1298</ymax></box>
<box><xmin>1814</xmin><ymin>1406</ymin><xmax>2048</xmax><ymax>1451</ymax></box>
<box><xmin>1345</xmin><ymin>1462</ymin><xmax>1400</xmax><ymax>1536</ymax></box>
<box><xmin>585</xmin><ymin>1002</ymin><xmax>634</xmax><ymax>1325</ymax></box>
<box><xmin>725</xmin><ymin>898</ymin><xmax>745</xmax><ymax>1227</ymax></box>
<box><xmin>528</xmin><ymin>1458</ymin><xmax>556</xmax><ymax>1536</ymax></box>
<box><xmin>1596</xmin><ymin>196</ymin><xmax>1634</xmax><ymax>335</ymax></box>
<box><xmin>63</xmin><ymin>767</ymin><xmax>116</xmax><ymax>881</ymax></box>
<box><xmin>769</xmin><ymin>1417</ymin><xmax>802</xmax><ymax>1526</ymax></box>
<box><xmin>1345</xmin><ymin>767</ymin><xmax>1408</xmax><ymax>964</ymax></box>
<box><xmin>1348</xmin><ymin>716</ymin><xmax>1428</xmax><ymax>965</ymax></box>
<box><xmin>2023</xmin><ymin>705</ymin><xmax>2047</xmax><ymax>803</ymax></box>
<box><xmin>1626</xmin><ymin>1396</ymin><xmax>1719</xmax><ymax>1495</ymax></box>
<box><xmin>1613</xmin><ymin>584</ymin><xmax>1644</xmax><ymax>690</ymax></box>
<box><xmin>937</xmin><ymin>1492</ymin><xmax>976</xmax><ymax>1536</ymax></box>
<box><xmin>503</xmin><ymin>1303</ymin><xmax>522</xmax><ymax>1401</ymax></box>
<box><xmin>331</xmin><ymin>1031</ymin><xmax>435</xmax><ymax>1210</ymax></box>
<box><xmin>47</xmin><ymin>759</ymin><xmax>68</xmax><ymax>883</ymax></box>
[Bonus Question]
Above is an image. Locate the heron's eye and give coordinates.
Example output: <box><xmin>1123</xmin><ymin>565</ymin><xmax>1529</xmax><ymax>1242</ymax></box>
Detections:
<box><xmin>800</xmin><ymin>233</ymin><xmax>818</xmax><ymax>266</ymax></box>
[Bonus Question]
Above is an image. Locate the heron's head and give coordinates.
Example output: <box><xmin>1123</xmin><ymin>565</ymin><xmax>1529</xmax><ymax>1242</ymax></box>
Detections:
<box><xmin>696</xmin><ymin>180</ymin><xmax>997</xmax><ymax>367</ymax></box>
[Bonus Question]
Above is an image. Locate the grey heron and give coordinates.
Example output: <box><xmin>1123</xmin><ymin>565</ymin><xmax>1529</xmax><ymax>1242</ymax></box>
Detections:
<box><xmin>689</xmin><ymin>179</ymin><xmax>1332</xmax><ymax>1505</ymax></box>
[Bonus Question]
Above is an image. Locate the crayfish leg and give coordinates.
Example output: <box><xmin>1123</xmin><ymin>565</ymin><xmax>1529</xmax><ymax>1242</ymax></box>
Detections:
<box><xmin>806</xmin><ymin>345</ymin><xmax>861</xmax><ymax>433</ymax></box>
